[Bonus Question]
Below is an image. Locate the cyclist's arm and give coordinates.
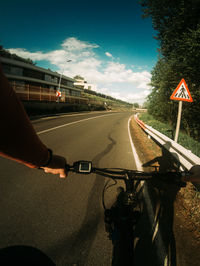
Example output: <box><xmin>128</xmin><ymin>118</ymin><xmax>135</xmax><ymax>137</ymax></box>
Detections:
<box><xmin>0</xmin><ymin>64</ymin><xmax>67</xmax><ymax>178</ymax></box>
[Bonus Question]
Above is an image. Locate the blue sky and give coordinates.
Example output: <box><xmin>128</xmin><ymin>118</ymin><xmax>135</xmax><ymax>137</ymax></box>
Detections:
<box><xmin>0</xmin><ymin>0</ymin><xmax>158</xmax><ymax>103</ymax></box>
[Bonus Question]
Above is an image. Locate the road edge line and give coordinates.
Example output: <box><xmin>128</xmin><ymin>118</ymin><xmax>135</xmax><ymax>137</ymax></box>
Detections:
<box><xmin>128</xmin><ymin>115</ymin><xmax>143</xmax><ymax>171</ymax></box>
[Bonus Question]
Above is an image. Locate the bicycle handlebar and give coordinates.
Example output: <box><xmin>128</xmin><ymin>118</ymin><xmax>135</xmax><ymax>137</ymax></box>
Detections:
<box><xmin>66</xmin><ymin>161</ymin><xmax>188</xmax><ymax>187</ymax></box>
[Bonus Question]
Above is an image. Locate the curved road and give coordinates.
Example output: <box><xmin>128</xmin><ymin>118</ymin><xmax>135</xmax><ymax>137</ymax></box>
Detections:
<box><xmin>0</xmin><ymin>111</ymin><xmax>137</xmax><ymax>265</ymax></box>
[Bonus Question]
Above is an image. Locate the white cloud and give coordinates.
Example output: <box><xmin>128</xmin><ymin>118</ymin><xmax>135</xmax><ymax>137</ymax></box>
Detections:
<box><xmin>8</xmin><ymin>48</ymin><xmax>47</xmax><ymax>61</ymax></box>
<box><xmin>61</xmin><ymin>37</ymin><xmax>99</xmax><ymax>51</ymax></box>
<box><xmin>105</xmin><ymin>52</ymin><xmax>113</xmax><ymax>58</ymax></box>
<box><xmin>7</xmin><ymin>37</ymin><xmax>151</xmax><ymax>103</ymax></box>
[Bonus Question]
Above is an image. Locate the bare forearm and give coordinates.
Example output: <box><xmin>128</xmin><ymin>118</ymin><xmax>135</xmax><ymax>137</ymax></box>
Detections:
<box><xmin>0</xmin><ymin>65</ymin><xmax>48</xmax><ymax>168</ymax></box>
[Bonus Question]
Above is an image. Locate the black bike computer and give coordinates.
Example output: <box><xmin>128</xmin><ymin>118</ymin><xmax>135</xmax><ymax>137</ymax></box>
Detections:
<box><xmin>73</xmin><ymin>161</ymin><xmax>92</xmax><ymax>174</ymax></box>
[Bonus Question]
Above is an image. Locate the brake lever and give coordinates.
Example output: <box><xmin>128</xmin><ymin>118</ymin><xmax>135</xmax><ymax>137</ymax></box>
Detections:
<box><xmin>65</xmin><ymin>164</ymin><xmax>73</xmax><ymax>172</ymax></box>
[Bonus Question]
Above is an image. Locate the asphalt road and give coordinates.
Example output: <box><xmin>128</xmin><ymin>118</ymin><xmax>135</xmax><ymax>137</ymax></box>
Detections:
<box><xmin>0</xmin><ymin>111</ymin><xmax>137</xmax><ymax>265</ymax></box>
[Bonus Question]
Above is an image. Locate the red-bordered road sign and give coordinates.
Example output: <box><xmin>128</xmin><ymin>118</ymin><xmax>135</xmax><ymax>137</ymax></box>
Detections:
<box><xmin>56</xmin><ymin>91</ymin><xmax>61</xmax><ymax>97</ymax></box>
<box><xmin>170</xmin><ymin>79</ymin><xmax>193</xmax><ymax>102</ymax></box>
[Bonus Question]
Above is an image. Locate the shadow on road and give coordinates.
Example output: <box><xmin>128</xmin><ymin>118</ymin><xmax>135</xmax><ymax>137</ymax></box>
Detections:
<box><xmin>0</xmin><ymin>245</ymin><xmax>55</xmax><ymax>266</ymax></box>
<box><xmin>46</xmin><ymin>134</ymin><xmax>116</xmax><ymax>265</ymax></box>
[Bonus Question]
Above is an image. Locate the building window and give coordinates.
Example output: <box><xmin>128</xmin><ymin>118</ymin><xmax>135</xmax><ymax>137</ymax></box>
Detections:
<box><xmin>44</xmin><ymin>74</ymin><xmax>52</xmax><ymax>82</ymax></box>
<box><xmin>2</xmin><ymin>64</ymin><xmax>23</xmax><ymax>76</ymax></box>
<box><xmin>2</xmin><ymin>64</ymin><xmax>11</xmax><ymax>74</ymax></box>
<box><xmin>61</xmin><ymin>79</ymin><xmax>73</xmax><ymax>87</ymax></box>
<box><xmin>24</xmin><ymin>68</ymin><xmax>43</xmax><ymax>80</ymax></box>
<box><xmin>14</xmin><ymin>81</ymin><xmax>26</xmax><ymax>91</ymax></box>
<box><xmin>61</xmin><ymin>79</ymin><xmax>68</xmax><ymax>86</ymax></box>
<box><xmin>10</xmin><ymin>66</ymin><xmax>23</xmax><ymax>76</ymax></box>
<box><xmin>15</xmin><ymin>80</ymin><xmax>25</xmax><ymax>86</ymax></box>
<box><xmin>52</xmin><ymin>76</ymin><xmax>58</xmax><ymax>83</ymax></box>
<box><xmin>67</xmin><ymin>81</ymin><xmax>73</xmax><ymax>87</ymax></box>
<box><xmin>64</xmin><ymin>89</ymin><xmax>70</xmax><ymax>95</ymax></box>
<box><xmin>71</xmin><ymin>90</ymin><xmax>81</xmax><ymax>97</ymax></box>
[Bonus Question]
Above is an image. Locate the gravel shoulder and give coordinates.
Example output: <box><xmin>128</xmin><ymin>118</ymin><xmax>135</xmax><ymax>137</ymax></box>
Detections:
<box><xmin>130</xmin><ymin>117</ymin><xmax>200</xmax><ymax>266</ymax></box>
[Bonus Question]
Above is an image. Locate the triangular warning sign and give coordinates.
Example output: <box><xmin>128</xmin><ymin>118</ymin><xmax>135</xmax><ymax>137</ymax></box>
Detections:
<box><xmin>170</xmin><ymin>79</ymin><xmax>193</xmax><ymax>102</ymax></box>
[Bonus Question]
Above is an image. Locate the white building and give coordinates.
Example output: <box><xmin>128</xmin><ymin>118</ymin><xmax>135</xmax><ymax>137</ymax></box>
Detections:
<box><xmin>74</xmin><ymin>77</ymin><xmax>97</xmax><ymax>91</ymax></box>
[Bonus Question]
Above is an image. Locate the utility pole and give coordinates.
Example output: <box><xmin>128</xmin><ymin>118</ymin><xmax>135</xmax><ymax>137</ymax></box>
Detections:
<box><xmin>57</xmin><ymin>59</ymin><xmax>72</xmax><ymax>103</ymax></box>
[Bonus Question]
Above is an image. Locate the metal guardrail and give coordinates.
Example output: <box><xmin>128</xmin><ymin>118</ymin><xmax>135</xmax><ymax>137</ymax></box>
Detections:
<box><xmin>134</xmin><ymin>115</ymin><xmax>200</xmax><ymax>171</ymax></box>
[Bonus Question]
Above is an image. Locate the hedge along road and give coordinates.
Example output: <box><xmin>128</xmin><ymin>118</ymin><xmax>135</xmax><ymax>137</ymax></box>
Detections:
<box><xmin>0</xmin><ymin>111</ymin><xmax>153</xmax><ymax>265</ymax></box>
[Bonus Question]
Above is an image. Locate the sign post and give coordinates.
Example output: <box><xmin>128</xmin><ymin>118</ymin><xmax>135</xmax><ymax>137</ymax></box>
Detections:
<box><xmin>174</xmin><ymin>101</ymin><xmax>182</xmax><ymax>142</ymax></box>
<box><xmin>170</xmin><ymin>79</ymin><xmax>193</xmax><ymax>142</ymax></box>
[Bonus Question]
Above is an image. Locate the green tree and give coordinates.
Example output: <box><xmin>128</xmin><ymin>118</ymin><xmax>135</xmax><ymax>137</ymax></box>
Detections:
<box><xmin>0</xmin><ymin>44</ymin><xmax>35</xmax><ymax>65</ymax></box>
<box><xmin>74</xmin><ymin>75</ymin><xmax>84</xmax><ymax>80</ymax></box>
<box><xmin>133</xmin><ymin>103</ymin><xmax>139</xmax><ymax>108</ymax></box>
<box><xmin>140</xmin><ymin>0</ymin><xmax>200</xmax><ymax>140</ymax></box>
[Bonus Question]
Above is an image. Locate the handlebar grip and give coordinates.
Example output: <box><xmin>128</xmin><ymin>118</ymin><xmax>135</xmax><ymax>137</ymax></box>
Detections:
<box><xmin>65</xmin><ymin>164</ymin><xmax>71</xmax><ymax>172</ymax></box>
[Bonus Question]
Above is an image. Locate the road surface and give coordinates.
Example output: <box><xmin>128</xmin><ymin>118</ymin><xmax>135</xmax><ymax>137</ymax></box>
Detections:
<box><xmin>0</xmin><ymin>111</ymin><xmax>138</xmax><ymax>265</ymax></box>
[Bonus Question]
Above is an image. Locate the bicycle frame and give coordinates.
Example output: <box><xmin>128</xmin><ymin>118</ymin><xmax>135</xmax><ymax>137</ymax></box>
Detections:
<box><xmin>104</xmin><ymin>175</ymin><xmax>142</xmax><ymax>266</ymax></box>
<box><xmin>66</xmin><ymin>161</ymin><xmax>187</xmax><ymax>266</ymax></box>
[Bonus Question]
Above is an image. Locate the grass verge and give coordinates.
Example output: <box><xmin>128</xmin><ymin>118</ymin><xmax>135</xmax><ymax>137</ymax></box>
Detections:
<box><xmin>139</xmin><ymin>113</ymin><xmax>200</xmax><ymax>157</ymax></box>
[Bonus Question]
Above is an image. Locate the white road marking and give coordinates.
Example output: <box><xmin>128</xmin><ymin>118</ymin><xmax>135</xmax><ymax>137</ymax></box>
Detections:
<box><xmin>128</xmin><ymin>115</ymin><xmax>143</xmax><ymax>171</ymax></box>
<box><xmin>37</xmin><ymin>113</ymin><xmax>116</xmax><ymax>135</ymax></box>
<box><xmin>40</xmin><ymin>111</ymin><xmax>107</xmax><ymax>120</ymax></box>
<box><xmin>33</xmin><ymin>111</ymin><xmax>116</xmax><ymax>123</ymax></box>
